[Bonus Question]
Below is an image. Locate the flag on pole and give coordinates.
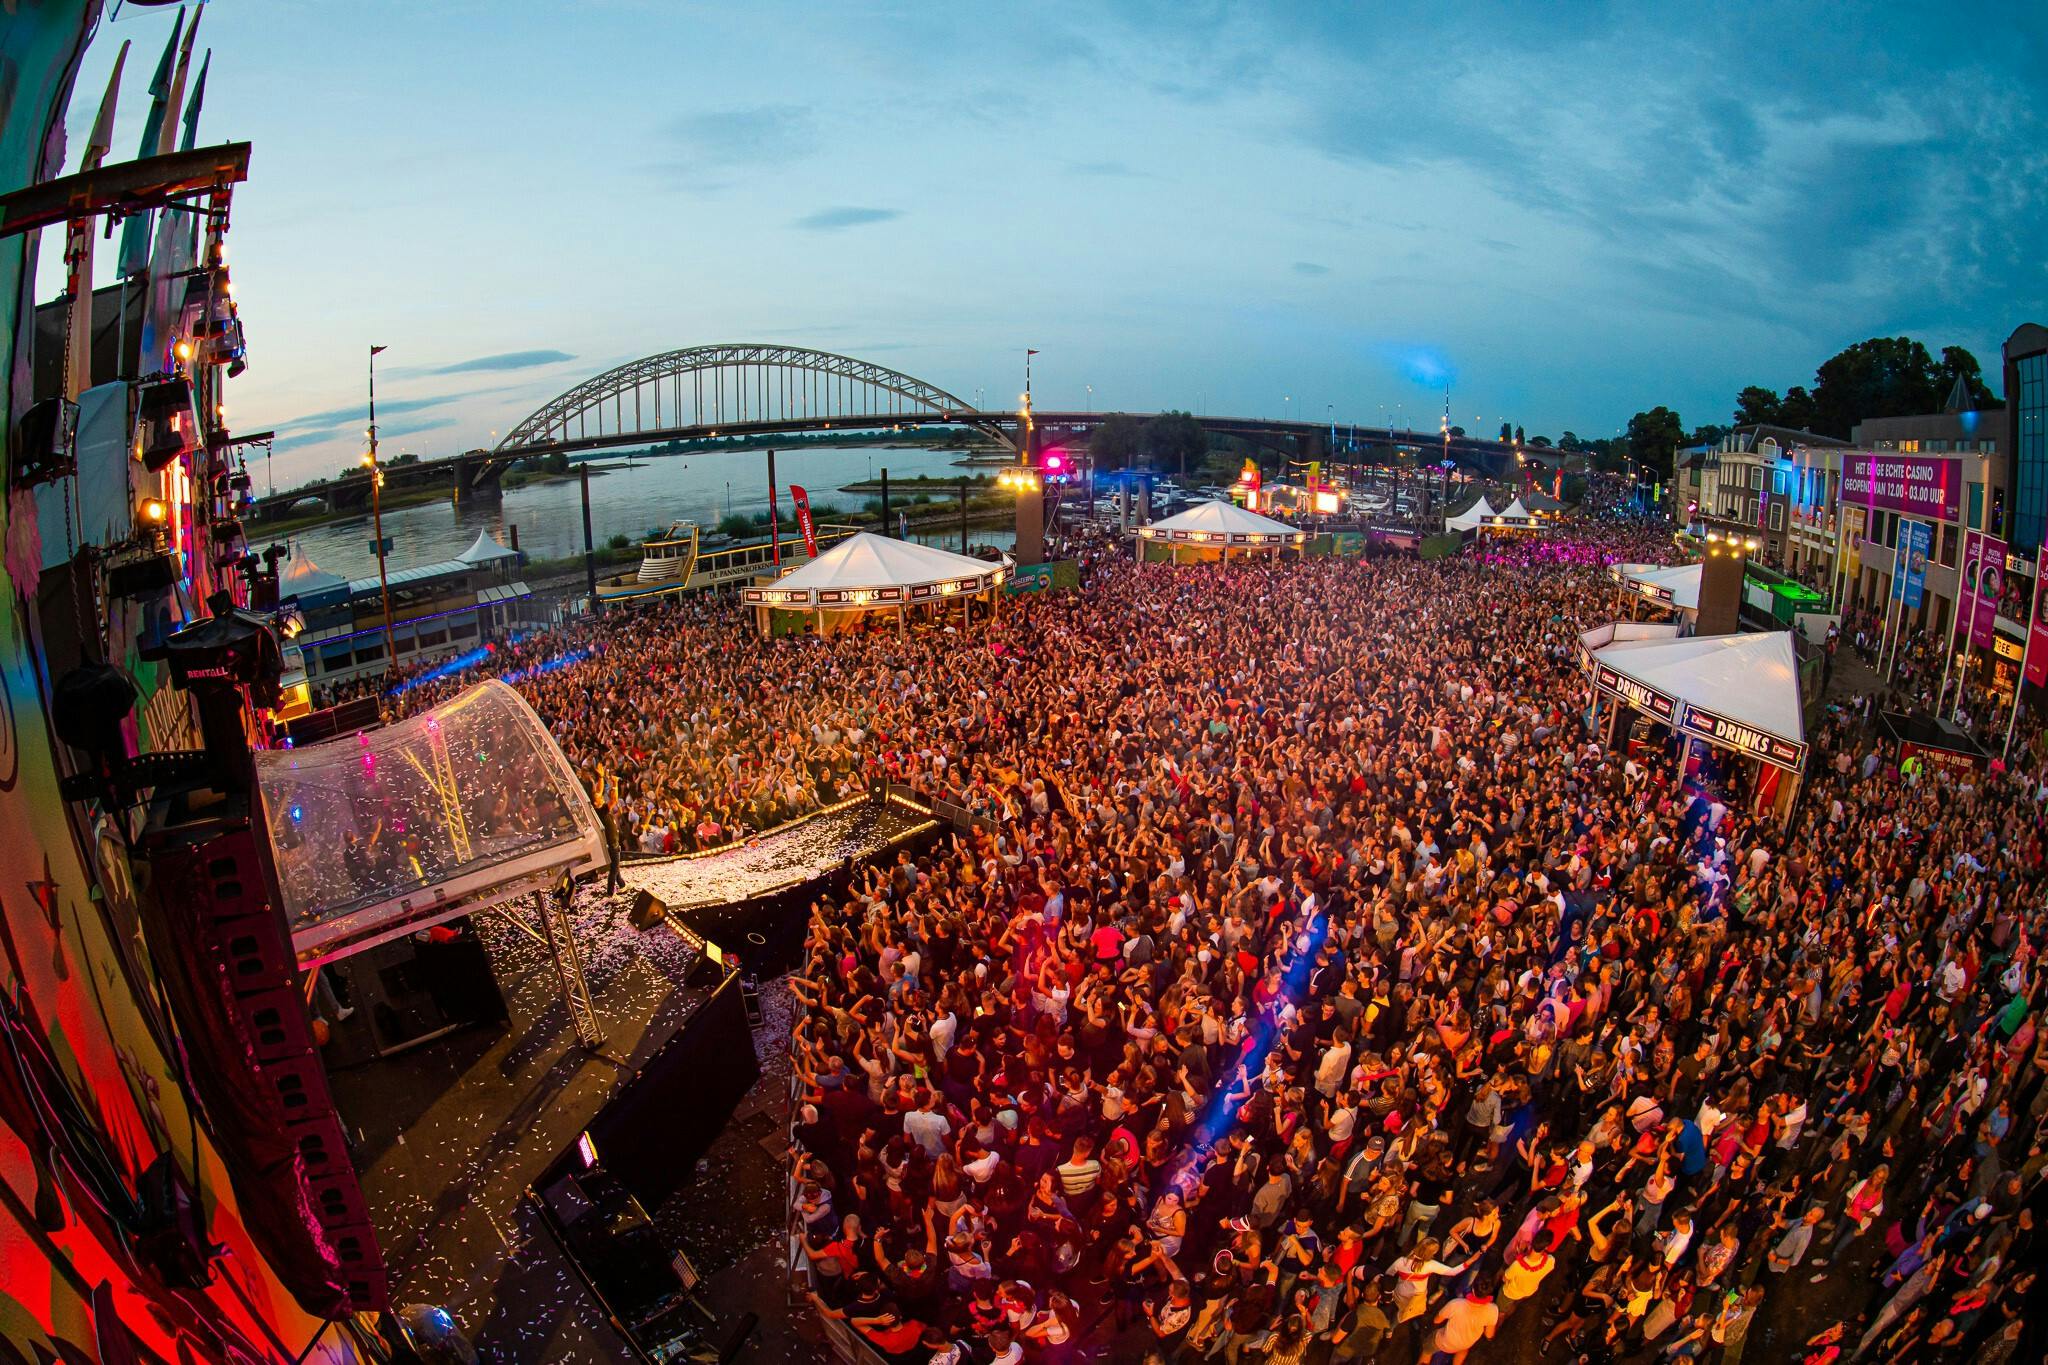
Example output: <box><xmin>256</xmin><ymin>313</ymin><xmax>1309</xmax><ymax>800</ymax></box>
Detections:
<box><xmin>789</xmin><ymin>485</ymin><xmax>819</xmax><ymax>559</ymax></box>
<box><xmin>371</xmin><ymin>345</ymin><xmax>388</xmax><ymax>356</ymax></box>
<box><xmin>118</xmin><ymin>11</ymin><xmax>183</xmax><ymax>277</ymax></box>
<box><xmin>177</xmin><ymin>50</ymin><xmax>208</xmax><ymax>150</ymax></box>
<box><xmin>65</xmin><ymin>43</ymin><xmax>127</xmax><ymax>400</ymax></box>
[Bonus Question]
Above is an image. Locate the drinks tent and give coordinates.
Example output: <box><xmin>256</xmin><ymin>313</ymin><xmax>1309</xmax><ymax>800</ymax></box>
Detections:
<box><xmin>1135</xmin><ymin>498</ymin><xmax>1309</xmax><ymax>563</ymax></box>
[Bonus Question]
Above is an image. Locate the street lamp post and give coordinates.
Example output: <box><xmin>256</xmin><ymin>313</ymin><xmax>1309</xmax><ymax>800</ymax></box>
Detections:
<box><xmin>365</xmin><ymin>343</ymin><xmax>395</xmax><ymax>673</ymax></box>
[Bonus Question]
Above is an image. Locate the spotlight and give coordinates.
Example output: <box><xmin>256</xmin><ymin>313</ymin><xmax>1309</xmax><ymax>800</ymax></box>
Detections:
<box><xmin>138</xmin><ymin>496</ymin><xmax>169</xmax><ymax>526</ymax></box>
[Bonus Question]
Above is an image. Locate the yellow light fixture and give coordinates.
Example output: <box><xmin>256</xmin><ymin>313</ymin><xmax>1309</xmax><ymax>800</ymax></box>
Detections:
<box><xmin>175</xmin><ymin>340</ymin><xmax>193</xmax><ymax>361</ymax></box>
<box><xmin>138</xmin><ymin>496</ymin><xmax>169</xmax><ymax>525</ymax></box>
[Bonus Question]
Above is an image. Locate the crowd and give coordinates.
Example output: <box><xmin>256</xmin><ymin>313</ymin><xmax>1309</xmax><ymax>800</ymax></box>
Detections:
<box><xmin>765</xmin><ymin>514</ymin><xmax>2043</xmax><ymax>1365</ymax></box>
<box><xmin>328</xmin><ymin>492</ymin><xmax>2042</xmax><ymax>1363</ymax></box>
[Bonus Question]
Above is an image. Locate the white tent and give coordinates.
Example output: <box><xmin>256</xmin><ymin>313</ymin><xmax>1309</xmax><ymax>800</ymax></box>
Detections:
<box><xmin>1588</xmin><ymin>629</ymin><xmax>1807</xmax><ymax>770</ymax></box>
<box><xmin>278</xmin><ymin>545</ymin><xmax>347</xmax><ymax>602</ymax></box>
<box><xmin>1444</xmin><ymin>496</ymin><xmax>1498</xmax><ymax>533</ymax></box>
<box><xmin>742</xmin><ymin>531</ymin><xmax>1011</xmax><ymax>611</ymax></box>
<box><xmin>1137</xmin><ymin>499</ymin><xmax>1306</xmax><ymax>551</ymax></box>
<box><xmin>1485</xmin><ymin>496</ymin><xmax>1539</xmax><ymax>529</ymax></box>
<box><xmin>456</xmin><ymin>528</ymin><xmax>521</xmax><ymax>567</ymax></box>
<box><xmin>1621</xmin><ymin>562</ymin><xmax>1704</xmax><ymax>613</ymax></box>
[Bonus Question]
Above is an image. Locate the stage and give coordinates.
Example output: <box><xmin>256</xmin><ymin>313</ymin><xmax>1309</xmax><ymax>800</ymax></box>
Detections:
<box><xmin>320</xmin><ymin>794</ymin><xmax>937</xmax><ymax>1360</ymax></box>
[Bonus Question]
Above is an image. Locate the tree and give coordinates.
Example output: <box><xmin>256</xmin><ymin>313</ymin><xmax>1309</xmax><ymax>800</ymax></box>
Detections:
<box><xmin>545</xmin><ymin>450</ymin><xmax>570</xmax><ymax>475</ymax></box>
<box><xmin>1558</xmin><ymin>431</ymin><xmax>1582</xmax><ymax>453</ymax></box>
<box><xmin>1513</xmin><ymin>424</ymin><xmax>1525</xmax><ymax>445</ymax></box>
<box><xmin>1776</xmin><ymin>385</ymin><xmax>1817</xmax><ymax>432</ymax></box>
<box><xmin>1810</xmin><ymin>336</ymin><xmax>1950</xmax><ymax>438</ymax></box>
<box><xmin>1499</xmin><ymin>421</ymin><xmax>1513</xmax><ymax>442</ymax></box>
<box><xmin>1448</xmin><ymin>425</ymin><xmax>1466</xmax><ymax>438</ymax></box>
<box><xmin>1090</xmin><ymin>413</ymin><xmax>1143</xmax><ymax>470</ymax></box>
<box><xmin>1733</xmin><ymin>386</ymin><xmax>1781</xmax><ymax>427</ymax></box>
<box><xmin>1140</xmin><ymin>411</ymin><xmax>1208</xmax><ymax>476</ymax></box>
<box><xmin>1527</xmin><ymin>435</ymin><xmax>1553</xmax><ymax>448</ymax></box>
<box><xmin>1625</xmin><ymin>407</ymin><xmax>1685</xmax><ymax>478</ymax></box>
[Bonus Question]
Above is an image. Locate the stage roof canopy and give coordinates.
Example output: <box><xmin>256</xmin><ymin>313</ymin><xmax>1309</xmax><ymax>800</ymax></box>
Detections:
<box><xmin>743</xmin><ymin>531</ymin><xmax>1010</xmax><ymax>609</ymax></box>
<box><xmin>1137</xmin><ymin>499</ymin><xmax>1305</xmax><ymax>546</ymax></box>
<box><xmin>256</xmin><ymin>679</ymin><xmax>604</xmax><ymax>965</ymax></box>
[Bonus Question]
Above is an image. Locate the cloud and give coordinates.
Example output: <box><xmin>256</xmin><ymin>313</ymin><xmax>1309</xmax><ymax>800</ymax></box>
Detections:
<box><xmin>431</xmin><ymin>349</ymin><xmax>577</xmax><ymax>375</ymax></box>
<box><xmin>1291</xmin><ymin>261</ymin><xmax>1330</xmax><ymax>276</ymax></box>
<box><xmin>275</xmin><ymin>392</ymin><xmax>461</xmax><ymax>433</ymax></box>
<box><xmin>649</xmin><ymin>104</ymin><xmax>814</xmax><ymax>187</ymax></box>
<box><xmin>792</xmin><ymin>206</ymin><xmax>902</xmax><ymax>231</ymax></box>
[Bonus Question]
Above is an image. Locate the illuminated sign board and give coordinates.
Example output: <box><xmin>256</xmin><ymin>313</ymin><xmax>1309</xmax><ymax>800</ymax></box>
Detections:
<box><xmin>1680</xmin><ymin>702</ymin><xmax>1806</xmax><ymax>770</ymax></box>
<box><xmin>1593</xmin><ymin>664</ymin><xmax>1677</xmax><ymax>721</ymax></box>
<box><xmin>1840</xmin><ymin>453</ymin><xmax>1961</xmax><ymax>522</ymax></box>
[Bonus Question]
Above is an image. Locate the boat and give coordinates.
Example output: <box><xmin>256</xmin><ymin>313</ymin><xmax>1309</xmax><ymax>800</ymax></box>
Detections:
<box><xmin>636</xmin><ymin>522</ymin><xmax>700</xmax><ymax>583</ymax></box>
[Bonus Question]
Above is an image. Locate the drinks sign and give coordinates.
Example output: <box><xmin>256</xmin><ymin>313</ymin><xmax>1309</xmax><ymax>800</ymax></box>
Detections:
<box><xmin>1593</xmin><ymin>664</ymin><xmax>1677</xmax><ymax>721</ymax></box>
<box><xmin>1681</xmin><ymin>703</ymin><xmax>1807</xmax><ymax>771</ymax></box>
<box><xmin>1841</xmin><ymin>453</ymin><xmax>1961</xmax><ymax>522</ymax></box>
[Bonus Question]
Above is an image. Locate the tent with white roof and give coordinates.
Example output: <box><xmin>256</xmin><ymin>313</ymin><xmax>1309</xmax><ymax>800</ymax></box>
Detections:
<box><xmin>1586</xmin><ymin>628</ymin><xmax>1808</xmax><ymax>776</ymax></box>
<box><xmin>456</xmin><ymin>528</ymin><xmax>522</xmax><ymax>568</ymax></box>
<box><xmin>1443</xmin><ymin>496</ymin><xmax>1498</xmax><ymax>533</ymax></box>
<box><xmin>1135</xmin><ymin>498</ymin><xmax>1308</xmax><ymax>561</ymax></box>
<box><xmin>741</xmin><ymin>531</ymin><xmax>1012</xmax><ymax>633</ymax></box>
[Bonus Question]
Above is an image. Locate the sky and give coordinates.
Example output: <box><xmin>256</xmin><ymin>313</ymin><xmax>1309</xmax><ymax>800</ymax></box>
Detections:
<box><xmin>39</xmin><ymin>0</ymin><xmax>2048</xmax><ymax>488</ymax></box>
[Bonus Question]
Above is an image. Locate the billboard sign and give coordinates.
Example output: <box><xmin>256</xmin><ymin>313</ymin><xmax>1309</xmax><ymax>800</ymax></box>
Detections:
<box><xmin>1841</xmin><ymin>453</ymin><xmax>1962</xmax><ymax>522</ymax></box>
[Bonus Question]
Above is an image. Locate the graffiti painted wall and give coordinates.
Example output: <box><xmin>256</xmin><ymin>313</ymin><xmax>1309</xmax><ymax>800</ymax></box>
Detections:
<box><xmin>0</xmin><ymin>6</ymin><xmax>356</xmax><ymax>1361</ymax></box>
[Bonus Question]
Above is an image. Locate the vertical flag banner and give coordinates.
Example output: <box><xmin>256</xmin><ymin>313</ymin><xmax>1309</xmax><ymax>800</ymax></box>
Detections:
<box><xmin>1964</xmin><ymin>530</ymin><xmax>2007</xmax><ymax>650</ymax></box>
<box><xmin>789</xmin><ymin>484</ymin><xmax>819</xmax><ymax>559</ymax></box>
<box><xmin>2025</xmin><ymin>571</ymin><xmax>2048</xmax><ymax>691</ymax></box>
<box><xmin>1896</xmin><ymin>520</ymin><xmax>1930</xmax><ymax>611</ymax></box>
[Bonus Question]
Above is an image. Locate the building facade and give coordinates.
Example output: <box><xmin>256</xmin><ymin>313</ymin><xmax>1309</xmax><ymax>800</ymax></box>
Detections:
<box><xmin>2005</xmin><ymin>322</ymin><xmax>2048</xmax><ymax>556</ymax></box>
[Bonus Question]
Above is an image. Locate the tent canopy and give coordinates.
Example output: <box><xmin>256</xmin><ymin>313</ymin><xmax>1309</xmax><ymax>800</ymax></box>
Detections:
<box><xmin>457</xmin><ymin>528</ymin><xmax>521</xmax><ymax>566</ymax></box>
<box><xmin>1589</xmin><ymin>629</ymin><xmax>1807</xmax><ymax>768</ymax></box>
<box><xmin>1622</xmin><ymin>562</ymin><xmax>1703</xmax><ymax>612</ymax></box>
<box><xmin>1138</xmin><ymin>499</ymin><xmax>1305</xmax><ymax>546</ymax></box>
<box><xmin>278</xmin><ymin>545</ymin><xmax>347</xmax><ymax>602</ymax></box>
<box><xmin>1488</xmin><ymin>496</ymin><xmax>1537</xmax><ymax>526</ymax></box>
<box><xmin>742</xmin><ymin>531</ymin><xmax>1010</xmax><ymax>609</ymax></box>
<box><xmin>1444</xmin><ymin>496</ymin><xmax>1498</xmax><ymax>532</ymax></box>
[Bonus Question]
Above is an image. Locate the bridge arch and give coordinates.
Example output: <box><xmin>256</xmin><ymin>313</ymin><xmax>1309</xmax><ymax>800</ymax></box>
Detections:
<box><xmin>494</xmin><ymin>344</ymin><xmax>1001</xmax><ymax>455</ymax></box>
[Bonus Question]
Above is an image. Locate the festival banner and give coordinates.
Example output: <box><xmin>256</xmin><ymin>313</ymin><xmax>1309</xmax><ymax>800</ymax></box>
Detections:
<box><xmin>2026</xmin><ymin>572</ymin><xmax>2048</xmax><ymax>690</ymax></box>
<box><xmin>1841</xmin><ymin>452</ymin><xmax>1962</xmax><ymax>522</ymax></box>
<box><xmin>789</xmin><ymin>484</ymin><xmax>819</xmax><ymax>559</ymax></box>
<box><xmin>1891</xmin><ymin>520</ymin><xmax>1931</xmax><ymax>611</ymax></box>
<box><xmin>1962</xmin><ymin>529</ymin><xmax>2007</xmax><ymax>650</ymax></box>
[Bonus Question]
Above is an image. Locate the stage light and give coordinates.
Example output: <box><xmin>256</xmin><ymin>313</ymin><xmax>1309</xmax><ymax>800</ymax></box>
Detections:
<box><xmin>627</xmin><ymin>889</ymin><xmax>669</xmax><ymax>931</ymax></box>
<box><xmin>138</xmin><ymin>496</ymin><xmax>169</xmax><ymax>525</ymax></box>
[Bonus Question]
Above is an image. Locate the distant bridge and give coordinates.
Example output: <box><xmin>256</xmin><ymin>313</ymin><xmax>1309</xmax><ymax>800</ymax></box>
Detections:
<box><xmin>254</xmin><ymin>344</ymin><xmax>1526</xmax><ymax>518</ymax></box>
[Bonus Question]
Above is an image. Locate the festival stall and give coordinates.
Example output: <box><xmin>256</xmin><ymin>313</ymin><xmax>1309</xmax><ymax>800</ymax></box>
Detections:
<box><xmin>1617</xmin><ymin>562</ymin><xmax>1704</xmax><ymax>621</ymax></box>
<box><xmin>740</xmin><ymin>531</ymin><xmax>1012</xmax><ymax>635</ymax></box>
<box><xmin>1582</xmin><ymin>628</ymin><xmax>1810</xmax><ymax>823</ymax></box>
<box><xmin>1443</xmin><ymin>495</ymin><xmax>1499</xmax><ymax>533</ymax></box>
<box><xmin>1480</xmin><ymin>496</ymin><xmax>1541</xmax><ymax>531</ymax></box>
<box><xmin>1135</xmin><ymin>498</ymin><xmax>1308</xmax><ymax>563</ymax></box>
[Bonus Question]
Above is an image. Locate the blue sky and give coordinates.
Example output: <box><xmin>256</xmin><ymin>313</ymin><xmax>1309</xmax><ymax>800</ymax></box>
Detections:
<box><xmin>42</xmin><ymin>1</ymin><xmax>2048</xmax><ymax>486</ymax></box>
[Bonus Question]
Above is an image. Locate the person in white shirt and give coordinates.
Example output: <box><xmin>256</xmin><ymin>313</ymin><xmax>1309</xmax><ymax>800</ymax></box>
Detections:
<box><xmin>903</xmin><ymin>1093</ymin><xmax>951</xmax><ymax>1158</ymax></box>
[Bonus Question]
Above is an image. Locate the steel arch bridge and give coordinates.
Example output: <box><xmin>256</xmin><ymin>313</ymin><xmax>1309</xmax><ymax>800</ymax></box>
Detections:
<box><xmin>494</xmin><ymin>344</ymin><xmax>1005</xmax><ymax>456</ymax></box>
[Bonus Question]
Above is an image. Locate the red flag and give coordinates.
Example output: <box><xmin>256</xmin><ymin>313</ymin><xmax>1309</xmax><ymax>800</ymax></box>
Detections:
<box><xmin>790</xmin><ymin>484</ymin><xmax>819</xmax><ymax>559</ymax></box>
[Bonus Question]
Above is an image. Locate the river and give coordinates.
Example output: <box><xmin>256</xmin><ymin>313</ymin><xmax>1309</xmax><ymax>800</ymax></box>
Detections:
<box><xmin>283</xmin><ymin>444</ymin><xmax>1009</xmax><ymax>580</ymax></box>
